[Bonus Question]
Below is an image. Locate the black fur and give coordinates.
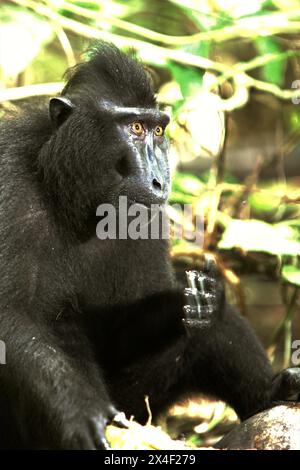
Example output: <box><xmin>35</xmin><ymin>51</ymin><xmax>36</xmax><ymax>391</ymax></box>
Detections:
<box><xmin>63</xmin><ymin>43</ymin><xmax>156</xmax><ymax>108</ymax></box>
<box><xmin>0</xmin><ymin>42</ymin><xmax>299</xmax><ymax>449</ymax></box>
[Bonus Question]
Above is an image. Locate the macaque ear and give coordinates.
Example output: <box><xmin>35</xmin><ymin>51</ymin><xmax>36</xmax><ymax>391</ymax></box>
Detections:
<box><xmin>49</xmin><ymin>97</ymin><xmax>74</xmax><ymax>128</ymax></box>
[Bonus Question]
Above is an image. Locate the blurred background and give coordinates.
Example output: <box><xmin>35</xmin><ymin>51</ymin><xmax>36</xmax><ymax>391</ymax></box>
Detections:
<box><xmin>1</xmin><ymin>0</ymin><xmax>300</xmax><ymax>447</ymax></box>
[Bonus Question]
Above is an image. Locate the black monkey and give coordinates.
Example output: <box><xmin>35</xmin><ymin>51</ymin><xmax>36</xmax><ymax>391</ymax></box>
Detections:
<box><xmin>0</xmin><ymin>42</ymin><xmax>299</xmax><ymax>449</ymax></box>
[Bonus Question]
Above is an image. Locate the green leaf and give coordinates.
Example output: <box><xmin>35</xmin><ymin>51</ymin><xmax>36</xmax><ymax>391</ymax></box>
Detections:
<box><xmin>255</xmin><ymin>37</ymin><xmax>286</xmax><ymax>86</ymax></box>
<box><xmin>167</xmin><ymin>61</ymin><xmax>204</xmax><ymax>99</ymax></box>
<box><xmin>218</xmin><ymin>219</ymin><xmax>300</xmax><ymax>256</ymax></box>
<box><xmin>282</xmin><ymin>265</ymin><xmax>300</xmax><ymax>287</ymax></box>
<box><xmin>0</xmin><ymin>5</ymin><xmax>54</xmax><ymax>79</ymax></box>
<box><xmin>249</xmin><ymin>192</ymin><xmax>281</xmax><ymax>213</ymax></box>
<box><xmin>172</xmin><ymin>173</ymin><xmax>205</xmax><ymax>196</ymax></box>
<box><xmin>169</xmin><ymin>192</ymin><xmax>196</xmax><ymax>205</ymax></box>
<box><xmin>183</xmin><ymin>41</ymin><xmax>211</xmax><ymax>62</ymax></box>
<box><xmin>73</xmin><ymin>1</ymin><xmax>101</xmax><ymax>10</ymax></box>
<box><xmin>286</xmin><ymin>109</ymin><xmax>300</xmax><ymax>131</ymax></box>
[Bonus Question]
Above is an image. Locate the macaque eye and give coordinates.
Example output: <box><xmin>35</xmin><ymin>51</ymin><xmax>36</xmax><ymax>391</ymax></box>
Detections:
<box><xmin>131</xmin><ymin>122</ymin><xmax>144</xmax><ymax>135</ymax></box>
<box><xmin>154</xmin><ymin>125</ymin><xmax>164</xmax><ymax>137</ymax></box>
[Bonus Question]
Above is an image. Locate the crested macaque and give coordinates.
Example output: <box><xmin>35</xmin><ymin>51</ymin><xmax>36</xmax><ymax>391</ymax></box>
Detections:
<box><xmin>0</xmin><ymin>42</ymin><xmax>299</xmax><ymax>449</ymax></box>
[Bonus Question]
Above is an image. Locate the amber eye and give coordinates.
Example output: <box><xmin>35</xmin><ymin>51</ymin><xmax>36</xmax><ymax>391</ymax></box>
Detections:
<box><xmin>154</xmin><ymin>125</ymin><xmax>164</xmax><ymax>137</ymax></box>
<box><xmin>131</xmin><ymin>122</ymin><xmax>144</xmax><ymax>135</ymax></box>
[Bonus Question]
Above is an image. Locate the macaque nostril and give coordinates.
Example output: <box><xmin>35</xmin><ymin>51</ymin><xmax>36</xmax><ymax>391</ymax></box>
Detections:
<box><xmin>152</xmin><ymin>178</ymin><xmax>163</xmax><ymax>191</ymax></box>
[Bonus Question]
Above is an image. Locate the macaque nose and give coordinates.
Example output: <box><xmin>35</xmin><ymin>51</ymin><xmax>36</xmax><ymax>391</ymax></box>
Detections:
<box><xmin>152</xmin><ymin>177</ymin><xmax>164</xmax><ymax>192</ymax></box>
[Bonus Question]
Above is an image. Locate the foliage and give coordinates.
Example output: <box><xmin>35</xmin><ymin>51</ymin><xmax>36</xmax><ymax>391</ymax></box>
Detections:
<box><xmin>0</xmin><ymin>0</ymin><xmax>299</xmax><ymax>313</ymax></box>
<box><xmin>0</xmin><ymin>4</ymin><xmax>54</xmax><ymax>82</ymax></box>
<box><xmin>1</xmin><ymin>0</ymin><xmax>300</xmax><ymax>445</ymax></box>
<box><xmin>1</xmin><ymin>0</ymin><xmax>300</xmax><ymax>98</ymax></box>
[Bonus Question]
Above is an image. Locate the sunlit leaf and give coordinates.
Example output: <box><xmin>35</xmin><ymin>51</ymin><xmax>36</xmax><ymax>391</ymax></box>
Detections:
<box><xmin>0</xmin><ymin>5</ymin><xmax>54</xmax><ymax>79</ymax></box>
<box><xmin>214</xmin><ymin>0</ymin><xmax>265</xmax><ymax>18</ymax></box>
<box><xmin>282</xmin><ymin>265</ymin><xmax>300</xmax><ymax>287</ymax></box>
<box><xmin>172</xmin><ymin>90</ymin><xmax>225</xmax><ymax>158</ymax></box>
<box><xmin>172</xmin><ymin>173</ymin><xmax>205</xmax><ymax>196</ymax></box>
<box><xmin>272</xmin><ymin>0</ymin><xmax>300</xmax><ymax>10</ymax></box>
<box><xmin>249</xmin><ymin>192</ymin><xmax>281</xmax><ymax>213</ymax></box>
<box><xmin>218</xmin><ymin>219</ymin><xmax>300</xmax><ymax>255</ymax></box>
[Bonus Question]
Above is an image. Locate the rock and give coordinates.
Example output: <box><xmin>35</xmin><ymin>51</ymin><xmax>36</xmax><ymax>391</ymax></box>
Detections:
<box><xmin>216</xmin><ymin>404</ymin><xmax>300</xmax><ymax>450</ymax></box>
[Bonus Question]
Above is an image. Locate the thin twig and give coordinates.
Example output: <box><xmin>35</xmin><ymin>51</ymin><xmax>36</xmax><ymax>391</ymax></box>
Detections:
<box><xmin>47</xmin><ymin>0</ymin><xmax>300</xmax><ymax>45</ymax></box>
<box><xmin>211</xmin><ymin>50</ymin><xmax>300</xmax><ymax>90</ymax></box>
<box><xmin>51</xmin><ymin>22</ymin><xmax>76</xmax><ymax>67</ymax></box>
<box><xmin>6</xmin><ymin>0</ymin><xmax>300</xmax><ymax>104</ymax></box>
<box><xmin>10</xmin><ymin>0</ymin><xmax>230</xmax><ymax>74</ymax></box>
<box><xmin>0</xmin><ymin>82</ymin><xmax>63</xmax><ymax>102</ymax></box>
